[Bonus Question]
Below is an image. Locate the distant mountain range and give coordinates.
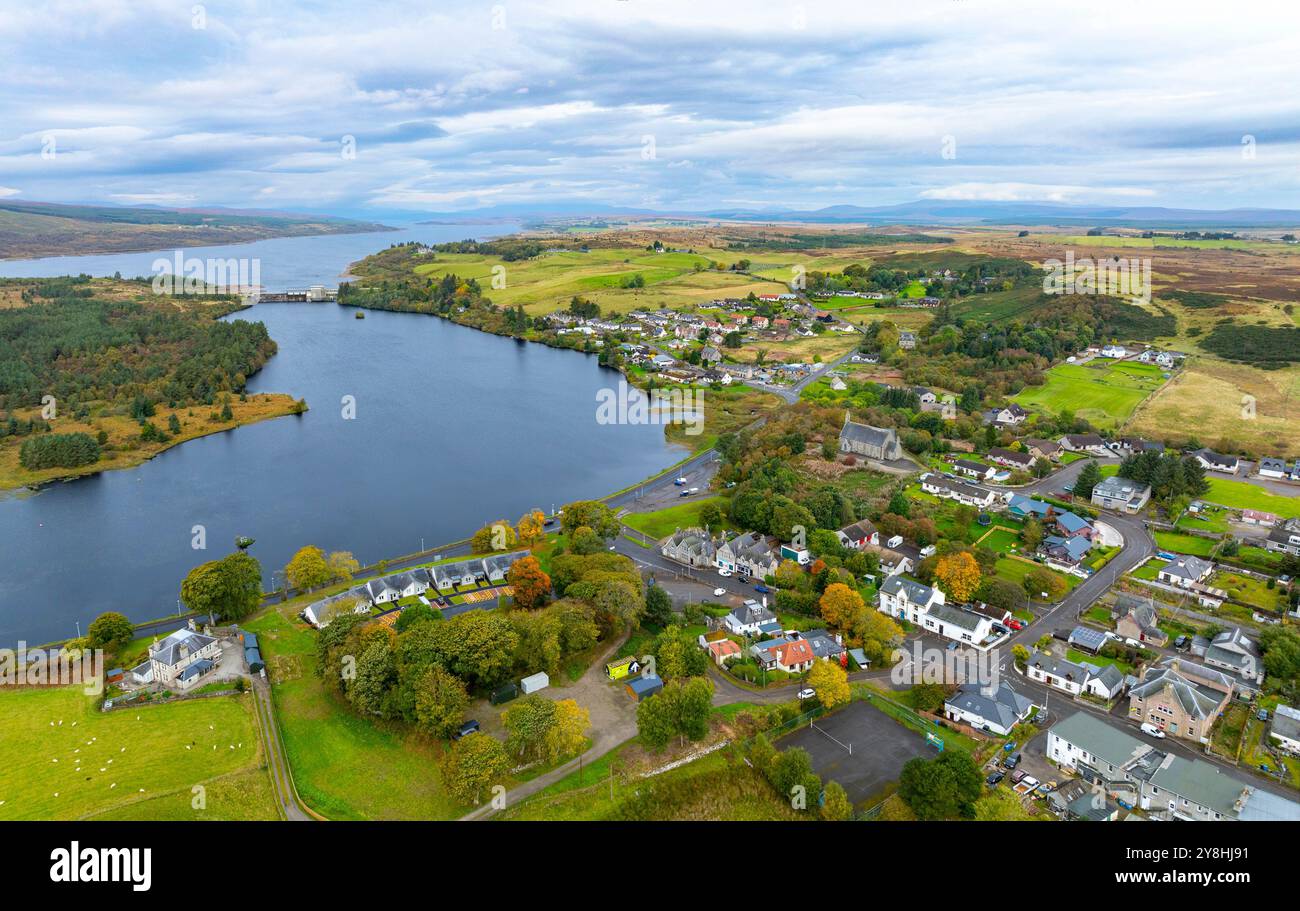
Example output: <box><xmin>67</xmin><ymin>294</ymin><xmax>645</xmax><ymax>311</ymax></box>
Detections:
<box><xmin>0</xmin><ymin>200</ymin><xmax>393</xmax><ymax>260</ymax></box>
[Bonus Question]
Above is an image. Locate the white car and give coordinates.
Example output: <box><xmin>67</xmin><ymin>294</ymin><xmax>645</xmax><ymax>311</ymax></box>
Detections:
<box><xmin>1140</xmin><ymin>722</ymin><xmax>1166</xmax><ymax>739</ymax></box>
<box><xmin>717</xmin><ymin>568</ymin><xmax>732</xmax><ymax>577</ymax></box>
<box><xmin>713</xmin><ymin>587</ymin><xmax>727</xmax><ymax>597</ymax></box>
<box><xmin>797</xmin><ymin>688</ymin><xmax>816</xmax><ymax>700</ymax></box>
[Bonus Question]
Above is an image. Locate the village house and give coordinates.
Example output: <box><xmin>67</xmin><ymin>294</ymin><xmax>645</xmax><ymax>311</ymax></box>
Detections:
<box><xmin>1271</xmin><ymin>705</ymin><xmax>1300</xmax><ymax>755</ymax></box>
<box><xmin>1192</xmin><ymin>448</ymin><xmax>1240</xmax><ymax>475</ymax></box>
<box><xmin>1026</xmin><ymin>652</ymin><xmax>1094</xmax><ymax>696</ymax></box>
<box><xmin>303</xmin><ymin>589</ymin><xmax>370</xmax><ymax>628</ymax></box>
<box><xmin>944</xmin><ymin>682</ymin><xmax>1036</xmax><ymax>736</ymax></box>
<box><xmin>838</xmin><ymin>412</ymin><xmax>903</xmax><ymax>462</ymax></box>
<box><xmin>750</xmin><ymin>635</ymin><xmax>816</xmax><ymax>674</ymax></box>
<box><xmin>723</xmin><ymin>600</ymin><xmax>780</xmax><ymax>638</ymax></box>
<box><xmin>1241</xmin><ymin>509</ymin><xmax>1278</xmax><ymax>527</ymax></box>
<box><xmin>1128</xmin><ymin>660</ymin><xmax>1234</xmax><ymax>743</ymax></box>
<box><xmin>1059</xmin><ymin>433</ymin><xmax>1109</xmax><ymax>456</ymax></box>
<box><xmin>1266</xmin><ymin>520</ymin><xmax>1300</xmax><ymax>557</ymax></box>
<box><xmin>1007</xmin><ymin>494</ymin><xmax>1052</xmax><ymax>520</ymax></box>
<box><xmin>877</xmin><ymin>575</ymin><xmax>945</xmax><ymax>623</ymax></box>
<box><xmin>1100</xmin><ymin>344</ymin><xmax>1128</xmax><ymax>359</ymax></box>
<box><xmin>836</xmin><ymin>519</ymin><xmax>879</xmax><ymax>549</ymax></box>
<box><xmin>952</xmin><ymin>458</ymin><xmax>995</xmax><ymax>480</ymax></box>
<box><xmin>706</xmin><ymin>638</ymin><xmax>742</xmax><ymax>668</ymax></box>
<box><xmin>1022</xmin><ymin>437</ymin><xmax>1062</xmax><ymax>461</ymax></box>
<box><xmin>1258</xmin><ymin>457</ymin><xmax>1289</xmax><ymax>479</ymax></box>
<box><xmin>660</xmin><ymin>527</ymin><xmax>722</xmax><ymax>568</ymax></box>
<box><xmin>1091</xmin><ymin>475</ymin><xmax>1152</xmax><ymax>513</ymax></box>
<box><xmin>1112</xmin><ymin>593</ymin><xmax>1167</xmax><ymax>646</ymax></box>
<box><xmin>716</xmin><ymin>531</ymin><xmax>781</xmax><ymax>579</ymax></box>
<box><xmin>898</xmin><ymin>331</ymin><xmax>917</xmax><ymax>349</ymax></box>
<box><xmin>1200</xmin><ymin>627</ymin><xmax>1264</xmax><ymax>684</ymax></box>
<box><xmin>920</xmin><ymin>603</ymin><xmax>1001</xmax><ymax>650</ymax></box>
<box><xmin>1157</xmin><ymin>555</ymin><xmax>1214</xmax><ymax>589</ymax></box>
<box><xmin>988</xmin><ymin>447</ymin><xmax>1034</xmax><ymax>471</ymax></box>
<box><xmin>1112</xmin><ymin>437</ymin><xmax>1164</xmax><ymax>456</ymax></box>
<box><xmin>982</xmin><ymin>403</ymin><xmax>1028</xmax><ymax>427</ymax></box>
<box><xmin>921</xmin><ymin>474</ymin><xmax>996</xmax><ymax>508</ymax></box>
<box><xmin>1040</xmin><ymin>533</ymin><xmax>1093</xmax><ymax>568</ymax></box>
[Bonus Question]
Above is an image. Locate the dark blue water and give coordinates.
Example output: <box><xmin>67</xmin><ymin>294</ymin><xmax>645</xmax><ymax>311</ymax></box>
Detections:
<box><xmin>0</xmin><ymin>229</ymin><xmax>680</xmax><ymax>644</ymax></box>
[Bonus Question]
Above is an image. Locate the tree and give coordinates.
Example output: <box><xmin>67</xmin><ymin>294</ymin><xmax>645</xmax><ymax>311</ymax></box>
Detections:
<box><xmin>934</xmin><ymin>551</ymin><xmax>981</xmax><ymax>602</ymax></box>
<box><xmin>821</xmin><ymin>780</ymin><xmax>853</xmax><ymax>821</ymax></box>
<box><xmin>1021</xmin><ymin>518</ymin><xmax>1044</xmax><ymax>551</ymax></box>
<box><xmin>1024</xmin><ymin>568</ymin><xmax>1066</xmax><ymax>601</ymax></box>
<box><xmin>395</xmin><ymin>601</ymin><xmax>437</xmax><ymax>632</ymax></box>
<box><xmin>769</xmin><ymin>747</ymin><xmax>816</xmax><ymax>805</ymax></box>
<box><xmin>854</xmin><ymin>609</ymin><xmax>905</xmax><ymax>665</ymax></box>
<box><xmin>673</xmin><ymin>676</ymin><xmax>715</xmax><ymax>743</ymax></box>
<box><xmin>180</xmin><ymin>551</ymin><xmax>262</xmax><ymax>621</ymax></box>
<box><xmin>569</xmin><ymin>526</ymin><xmax>603</xmax><ymax>555</ymax></box>
<box><xmin>654</xmin><ymin>626</ymin><xmax>707</xmax><ymax>680</ymax></box>
<box><xmin>819</xmin><ymin>582</ymin><xmax>866</xmax><ymax>631</ymax></box>
<box><xmin>1011</xmin><ymin>644</ymin><xmax>1030</xmax><ymax>665</ymax></box>
<box><xmin>807</xmin><ymin>659</ymin><xmax>850</xmax><ymax>709</ymax></box>
<box><xmin>898</xmin><ymin>751</ymin><xmax>981</xmax><ymax>820</ymax></box>
<box><xmin>886</xmin><ymin>488</ymin><xmax>911</xmax><ymax>518</ymax></box>
<box><xmin>636</xmin><ymin>689</ymin><xmax>677</xmax><ymax>750</ymax></box>
<box><xmin>86</xmin><ymin>612</ymin><xmax>133</xmax><ymax>651</ymax></box>
<box><xmin>442</xmin><ymin>733</ymin><xmax>510</xmax><ymax>804</ymax></box>
<box><xmin>501</xmin><ymin>694</ymin><xmax>558</xmax><ymax>762</ymax></box>
<box><xmin>412</xmin><ymin>666</ymin><xmax>469</xmax><ymax>738</ymax></box>
<box><xmin>699</xmin><ymin>500</ymin><xmax>726</xmax><ymax>530</ymax></box>
<box><xmin>285</xmin><ymin>545</ymin><xmax>332</xmax><ymax>592</ymax></box>
<box><xmin>327</xmin><ymin>550</ymin><xmax>360</xmax><ymax>583</ymax></box>
<box><xmin>507</xmin><ymin>555</ymin><xmax>551</xmax><ymax>610</ymax></box>
<box><xmin>973</xmin><ymin>787</ymin><xmax>1036</xmax><ymax>821</ymax></box>
<box><xmin>1072</xmin><ymin>460</ymin><xmax>1103</xmax><ymax>499</ymax></box>
<box><xmin>559</xmin><ymin>500</ymin><xmax>620</xmax><ymax>539</ymax></box>
<box><xmin>545</xmin><ymin>699</ymin><xmax>590</xmax><ymax>762</ymax></box>
<box><xmin>910</xmin><ymin>682</ymin><xmax>949</xmax><ymax>714</ymax></box>
<box><xmin>644</xmin><ymin>583</ymin><xmax>673</xmax><ymax>627</ymax></box>
<box><xmin>516</xmin><ymin>509</ymin><xmax>547</xmax><ymax>546</ymax></box>
<box><xmin>471</xmin><ymin>519</ymin><xmax>518</xmax><ymax>554</ymax></box>
<box><xmin>349</xmin><ymin>634</ymin><xmax>396</xmax><ymax>717</ymax></box>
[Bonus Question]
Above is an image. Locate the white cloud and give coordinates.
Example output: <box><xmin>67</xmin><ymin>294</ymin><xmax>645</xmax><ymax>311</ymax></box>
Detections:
<box><xmin>922</xmin><ymin>183</ymin><xmax>1157</xmax><ymax>203</ymax></box>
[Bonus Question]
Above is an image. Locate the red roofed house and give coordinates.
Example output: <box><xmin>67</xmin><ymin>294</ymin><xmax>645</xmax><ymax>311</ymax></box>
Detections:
<box><xmin>707</xmin><ymin>639</ymin><xmax>742</xmax><ymax>667</ymax></box>
<box><xmin>772</xmin><ymin>638</ymin><xmax>815</xmax><ymax>673</ymax></box>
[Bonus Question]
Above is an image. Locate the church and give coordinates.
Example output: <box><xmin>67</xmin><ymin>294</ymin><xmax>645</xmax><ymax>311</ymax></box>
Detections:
<box><xmin>838</xmin><ymin>411</ymin><xmax>902</xmax><ymax>462</ymax></box>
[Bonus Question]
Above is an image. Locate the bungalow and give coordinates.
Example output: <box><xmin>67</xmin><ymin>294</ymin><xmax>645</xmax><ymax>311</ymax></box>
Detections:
<box><xmin>1054</xmin><ymin>510</ymin><xmax>1093</xmax><ymax>539</ymax></box>
<box><xmin>1060</xmin><ymin>433</ymin><xmax>1109</xmax><ymax>456</ymax></box>
<box><xmin>953</xmin><ymin>459</ymin><xmax>995</xmax><ymax>480</ymax></box>
<box><xmin>362</xmin><ymin>577</ymin><xmax>402</xmax><ymax>604</ymax></box>
<box><xmin>1022</xmin><ymin>438</ymin><xmax>1062</xmax><ymax>461</ymax></box>
<box><xmin>1100</xmin><ymin>344</ymin><xmax>1128</xmax><ymax>359</ymax></box>
<box><xmin>919</xmin><ymin>603</ymin><xmax>999</xmax><ymax>649</ymax></box>
<box><xmin>716</xmin><ymin>531</ymin><xmax>780</xmax><ymax>579</ymax></box>
<box><xmin>1007</xmin><ymin>494</ymin><xmax>1052</xmax><ymax>520</ymax></box>
<box><xmin>483</xmin><ymin>550</ymin><xmax>528</xmax><ymax>582</ymax></box>
<box><xmin>1265</xmin><ymin>521</ymin><xmax>1300</xmax><ymax>557</ymax></box>
<box><xmin>1112</xmin><ymin>593</ymin><xmax>1167</xmax><ymax>646</ymax></box>
<box><xmin>1042</xmin><ymin>534</ymin><xmax>1093</xmax><ymax>567</ymax></box>
<box><xmin>988</xmin><ymin>447</ymin><xmax>1034</xmax><ymax>471</ymax></box>
<box><xmin>1240</xmin><ymin>509</ymin><xmax>1278</xmax><ymax>527</ymax></box>
<box><xmin>802</xmin><ymin>630</ymin><xmax>846</xmax><ymax>662</ymax></box>
<box><xmin>706</xmin><ymin>639</ymin><xmax>742</xmax><ymax>667</ymax></box>
<box><xmin>1157</xmin><ymin>555</ymin><xmax>1213</xmax><ymax>589</ymax></box>
<box><xmin>724</xmin><ymin>601</ymin><xmax>778</xmax><ymax>637</ymax></box>
<box><xmin>836</xmin><ymin>519</ymin><xmax>879</xmax><ymax>550</ymax></box>
<box><xmin>1270</xmin><ymin>705</ymin><xmax>1300</xmax><ymax>755</ymax></box>
<box><xmin>386</xmin><ymin>571</ymin><xmax>429</xmax><ymax>599</ymax></box>
<box><xmin>877</xmin><ymin>575</ymin><xmax>946</xmax><ymax>624</ymax></box>
<box><xmin>921</xmin><ymin>474</ymin><xmax>996</xmax><ymax>508</ymax></box>
<box><xmin>1258</xmin><ymin>457</ymin><xmax>1289</xmax><ymax>479</ymax></box>
<box><xmin>944</xmin><ymin>682</ymin><xmax>1035</xmax><ymax>736</ymax></box>
<box><xmin>303</xmin><ymin>590</ymin><xmax>370</xmax><ymax>627</ymax></box>
<box><xmin>1192</xmin><ymin>448</ymin><xmax>1239</xmax><ymax>475</ymax></box>
<box><xmin>1091</xmin><ymin>475</ymin><xmax>1151</xmax><ymax>513</ymax></box>
<box><xmin>1113</xmin><ymin>437</ymin><xmax>1164</xmax><ymax>456</ymax></box>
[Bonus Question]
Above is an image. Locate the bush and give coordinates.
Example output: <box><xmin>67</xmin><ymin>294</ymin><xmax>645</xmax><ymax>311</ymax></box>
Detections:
<box><xmin>18</xmin><ymin>432</ymin><xmax>101</xmax><ymax>469</ymax></box>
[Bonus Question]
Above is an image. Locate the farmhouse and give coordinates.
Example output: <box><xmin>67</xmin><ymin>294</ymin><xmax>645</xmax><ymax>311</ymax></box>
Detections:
<box><xmin>1091</xmin><ymin>475</ymin><xmax>1151</xmax><ymax>513</ymax></box>
<box><xmin>1192</xmin><ymin>448</ymin><xmax>1240</xmax><ymax>475</ymax></box>
<box><xmin>134</xmin><ymin>625</ymin><xmax>222</xmax><ymax>689</ymax></box>
<box><xmin>838</xmin><ymin>412</ymin><xmax>903</xmax><ymax>462</ymax></box>
<box><xmin>944</xmin><ymin>681</ymin><xmax>1035</xmax><ymax>736</ymax></box>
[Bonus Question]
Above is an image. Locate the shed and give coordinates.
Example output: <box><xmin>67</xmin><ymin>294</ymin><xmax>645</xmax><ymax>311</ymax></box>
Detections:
<box><xmin>520</xmin><ymin>672</ymin><xmax>550</xmax><ymax>695</ymax></box>
<box><xmin>105</xmin><ymin>667</ymin><xmax>125</xmax><ymax>684</ymax></box>
<box><xmin>244</xmin><ymin>646</ymin><xmax>265</xmax><ymax>673</ymax></box>
<box><xmin>848</xmin><ymin>648</ymin><xmax>870</xmax><ymax>669</ymax></box>
<box><xmin>1068</xmin><ymin>626</ymin><xmax>1109</xmax><ymax>655</ymax></box>
<box><xmin>625</xmin><ymin>674</ymin><xmax>664</xmax><ymax>701</ymax></box>
<box><xmin>605</xmin><ymin>656</ymin><xmax>641</xmax><ymax>681</ymax></box>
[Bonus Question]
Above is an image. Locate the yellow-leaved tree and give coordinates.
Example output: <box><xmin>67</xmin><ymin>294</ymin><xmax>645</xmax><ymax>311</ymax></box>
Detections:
<box><xmin>934</xmin><ymin>551</ymin><xmax>981</xmax><ymax>603</ymax></box>
<box><xmin>819</xmin><ymin>582</ymin><xmax>866</xmax><ymax>631</ymax></box>
<box><xmin>807</xmin><ymin>659</ymin><xmax>850</xmax><ymax>709</ymax></box>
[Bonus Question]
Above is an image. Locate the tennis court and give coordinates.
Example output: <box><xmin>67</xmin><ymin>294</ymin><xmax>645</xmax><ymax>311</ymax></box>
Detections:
<box><xmin>779</xmin><ymin>700</ymin><xmax>932</xmax><ymax>804</ymax></box>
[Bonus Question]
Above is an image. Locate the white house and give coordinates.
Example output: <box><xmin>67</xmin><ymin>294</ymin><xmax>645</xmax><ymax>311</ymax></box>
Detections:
<box><xmin>1157</xmin><ymin>556</ymin><xmax>1214</xmax><ymax>588</ymax></box>
<box><xmin>1193</xmin><ymin>448</ymin><xmax>1239</xmax><ymax>475</ymax></box>
<box><xmin>920</xmin><ymin>603</ymin><xmax>998</xmax><ymax>650</ymax></box>
<box><xmin>133</xmin><ymin>625</ymin><xmax>222</xmax><ymax>689</ymax></box>
<box><xmin>1059</xmin><ymin>434</ymin><xmax>1109</xmax><ymax>456</ymax></box>
<box><xmin>1271</xmin><ymin>705</ymin><xmax>1300</xmax><ymax>755</ymax></box>
<box><xmin>944</xmin><ymin>682</ymin><xmax>1035</xmax><ymax>736</ymax></box>
<box><xmin>921</xmin><ymin>474</ymin><xmax>996</xmax><ymax>508</ymax></box>
<box><xmin>1091</xmin><ymin>475</ymin><xmax>1151</xmax><ymax>513</ymax></box>
<box><xmin>877</xmin><ymin>575</ymin><xmax>945</xmax><ymax>624</ymax></box>
<box><xmin>1100</xmin><ymin>344</ymin><xmax>1128</xmax><ymax>359</ymax></box>
<box><xmin>1258</xmin><ymin>457</ymin><xmax>1289</xmax><ymax>480</ymax></box>
<box><xmin>1026</xmin><ymin>652</ymin><xmax>1093</xmax><ymax>696</ymax></box>
<box><xmin>724</xmin><ymin>601</ymin><xmax>779</xmax><ymax>637</ymax></box>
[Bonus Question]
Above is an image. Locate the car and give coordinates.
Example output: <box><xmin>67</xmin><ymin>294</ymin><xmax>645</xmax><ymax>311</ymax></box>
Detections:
<box><xmin>1007</xmin><ymin>619</ymin><xmax>1023</xmax><ymax>631</ymax></box>
<box><xmin>753</xmin><ymin>583</ymin><xmax>771</xmax><ymax>594</ymax></box>
<box><xmin>1139</xmin><ymin>722</ymin><xmax>1166</xmax><ymax>739</ymax></box>
<box><xmin>796</xmin><ymin>688</ymin><xmax>816</xmax><ymax>700</ymax></box>
<box><xmin>718</xmin><ymin>567</ymin><xmax>732</xmax><ymax>577</ymax></box>
<box><xmin>679</xmin><ymin>489</ymin><xmax>693</xmax><ymax>497</ymax></box>
<box><xmin>713</xmin><ymin>587</ymin><xmax>727</xmax><ymax>597</ymax></box>
<box><xmin>992</xmin><ymin>623</ymin><xmax>1010</xmax><ymax>635</ymax></box>
<box><xmin>1174</xmin><ymin>635</ymin><xmax>1189</xmax><ymax>651</ymax></box>
<box><xmin>985</xmin><ymin>770</ymin><xmax>1005</xmax><ymax>786</ymax></box>
<box><xmin>674</xmin><ymin>477</ymin><xmax>686</xmax><ymax>486</ymax></box>
<box><xmin>1123</xmin><ymin>637</ymin><xmax>1141</xmax><ymax>648</ymax></box>
<box><xmin>945</xmin><ymin>641</ymin><xmax>959</xmax><ymax>651</ymax></box>
<box><xmin>452</xmin><ymin>720</ymin><xmax>480</xmax><ymax>740</ymax></box>
<box><xmin>1257</xmin><ymin>709</ymin><xmax>1270</xmax><ymax>722</ymax></box>
<box><xmin>1003</xmin><ymin>752</ymin><xmax>1021</xmax><ymax>769</ymax></box>
<box><xmin>1010</xmin><ymin>769</ymin><xmax>1026</xmax><ymax>784</ymax></box>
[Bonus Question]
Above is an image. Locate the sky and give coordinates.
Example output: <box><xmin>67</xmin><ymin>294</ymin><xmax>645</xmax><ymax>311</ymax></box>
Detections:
<box><xmin>1</xmin><ymin>0</ymin><xmax>1299</xmax><ymax>218</ymax></box>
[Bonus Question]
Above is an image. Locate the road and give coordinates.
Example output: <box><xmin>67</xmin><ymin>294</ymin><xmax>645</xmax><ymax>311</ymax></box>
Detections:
<box><xmin>251</xmin><ymin>677</ymin><xmax>313</xmax><ymax>821</ymax></box>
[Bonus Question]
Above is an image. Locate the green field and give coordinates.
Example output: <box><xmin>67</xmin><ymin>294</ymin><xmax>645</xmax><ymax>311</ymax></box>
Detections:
<box><xmin>622</xmin><ymin>496</ymin><xmax>734</xmax><ymax>540</ymax></box>
<box><xmin>1203</xmin><ymin>478</ymin><xmax>1300</xmax><ymax>519</ymax></box>
<box><xmin>1052</xmin><ymin>234</ymin><xmax>1281</xmax><ymax>252</ymax></box>
<box><xmin>1153</xmin><ymin>530</ymin><xmax>1218</xmax><ymax>557</ymax></box>
<box><xmin>0</xmin><ymin>685</ymin><xmax>275</xmax><ymax>821</ymax></box>
<box><xmin>244</xmin><ymin>605</ymin><xmax>475</xmax><ymax>820</ymax></box>
<box><xmin>1013</xmin><ymin>360</ymin><xmax>1166</xmax><ymax>428</ymax></box>
<box><xmin>413</xmin><ymin>247</ymin><xmax>784</xmax><ymax>316</ymax></box>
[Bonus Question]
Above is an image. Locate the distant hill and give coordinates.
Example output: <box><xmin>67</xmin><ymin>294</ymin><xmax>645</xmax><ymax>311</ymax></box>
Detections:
<box><xmin>0</xmin><ymin>200</ymin><xmax>393</xmax><ymax>259</ymax></box>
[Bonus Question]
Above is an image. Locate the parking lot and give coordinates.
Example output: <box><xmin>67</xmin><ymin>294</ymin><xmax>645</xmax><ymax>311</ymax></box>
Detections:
<box><xmin>780</xmin><ymin>700</ymin><xmax>935</xmax><ymax>805</ymax></box>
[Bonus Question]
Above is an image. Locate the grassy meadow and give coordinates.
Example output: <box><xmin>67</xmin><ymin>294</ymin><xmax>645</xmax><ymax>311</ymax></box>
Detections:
<box><xmin>1013</xmin><ymin>359</ymin><xmax>1166</xmax><ymax>428</ymax></box>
